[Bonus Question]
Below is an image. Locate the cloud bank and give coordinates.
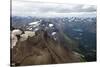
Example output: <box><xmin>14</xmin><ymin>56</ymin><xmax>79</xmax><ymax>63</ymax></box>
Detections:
<box><xmin>12</xmin><ymin>0</ymin><xmax>97</xmax><ymax>17</ymax></box>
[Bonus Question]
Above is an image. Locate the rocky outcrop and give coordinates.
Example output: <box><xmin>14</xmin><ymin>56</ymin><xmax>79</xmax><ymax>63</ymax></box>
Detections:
<box><xmin>11</xmin><ymin>30</ymin><xmax>82</xmax><ymax>66</ymax></box>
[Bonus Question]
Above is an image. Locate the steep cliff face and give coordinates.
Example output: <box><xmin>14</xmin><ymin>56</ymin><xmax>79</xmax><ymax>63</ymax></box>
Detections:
<box><xmin>11</xmin><ymin>30</ymin><xmax>82</xmax><ymax>66</ymax></box>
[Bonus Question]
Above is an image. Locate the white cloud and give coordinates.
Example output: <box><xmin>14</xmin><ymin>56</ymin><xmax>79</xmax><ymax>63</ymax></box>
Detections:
<box><xmin>12</xmin><ymin>0</ymin><xmax>96</xmax><ymax>17</ymax></box>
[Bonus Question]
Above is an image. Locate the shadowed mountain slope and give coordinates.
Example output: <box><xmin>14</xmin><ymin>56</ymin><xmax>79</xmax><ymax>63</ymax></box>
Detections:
<box><xmin>11</xmin><ymin>29</ymin><xmax>82</xmax><ymax>66</ymax></box>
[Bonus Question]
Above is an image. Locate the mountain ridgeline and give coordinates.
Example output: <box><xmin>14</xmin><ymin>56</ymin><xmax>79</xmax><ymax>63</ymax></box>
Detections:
<box><xmin>11</xmin><ymin>29</ymin><xmax>82</xmax><ymax>66</ymax></box>
<box><xmin>11</xmin><ymin>16</ymin><xmax>96</xmax><ymax>66</ymax></box>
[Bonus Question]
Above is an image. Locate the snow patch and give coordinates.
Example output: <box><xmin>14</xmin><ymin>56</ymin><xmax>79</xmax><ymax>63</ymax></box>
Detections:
<box><xmin>20</xmin><ymin>31</ymin><xmax>35</xmax><ymax>41</ymax></box>
<box><xmin>25</xmin><ymin>31</ymin><xmax>35</xmax><ymax>37</ymax></box>
<box><xmin>29</xmin><ymin>21</ymin><xmax>39</xmax><ymax>25</ymax></box>
<box><xmin>51</xmin><ymin>32</ymin><xmax>56</xmax><ymax>36</ymax></box>
<box><xmin>34</xmin><ymin>28</ymin><xmax>39</xmax><ymax>32</ymax></box>
<box><xmin>49</xmin><ymin>24</ymin><xmax>54</xmax><ymax>27</ymax></box>
<box><xmin>20</xmin><ymin>34</ymin><xmax>28</xmax><ymax>41</ymax></box>
<box><xmin>29</xmin><ymin>21</ymin><xmax>40</xmax><ymax>28</ymax></box>
<box><xmin>12</xmin><ymin>29</ymin><xmax>22</xmax><ymax>35</ymax></box>
<box><xmin>11</xmin><ymin>34</ymin><xmax>18</xmax><ymax>48</ymax></box>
